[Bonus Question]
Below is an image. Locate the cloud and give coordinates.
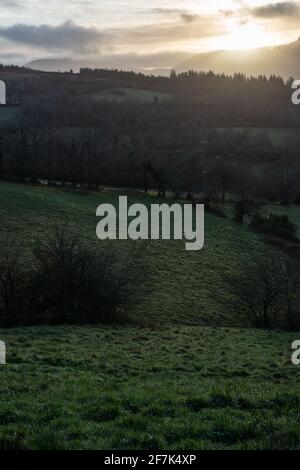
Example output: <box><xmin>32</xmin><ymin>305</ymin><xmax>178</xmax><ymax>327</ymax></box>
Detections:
<box><xmin>221</xmin><ymin>1</ymin><xmax>300</xmax><ymax>20</ymax></box>
<box><xmin>0</xmin><ymin>0</ymin><xmax>20</xmax><ymax>7</ymax></box>
<box><xmin>150</xmin><ymin>8</ymin><xmax>200</xmax><ymax>23</ymax></box>
<box><xmin>115</xmin><ymin>11</ymin><xmax>226</xmax><ymax>47</ymax></box>
<box><xmin>116</xmin><ymin>20</ymin><xmax>225</xmax><ymax>46</ymax></box>
<box><xmin>0</xmin><ymin>14</ymin><xmax>225</xmax><ymax>56</ymax></box>
<box><xmin>0</xmin><ymin>20</ymin><xmax>109</xmax><ymax>53</ymax></box>
<box><xmin>180</xmin><ymin>13</ymin><xmax>199</xmax><ymax>23</ymax></box>
<box><xmin>252</xmin><ymin>1</ymin><xmax>300</xmax><ymax>18</ymax></box>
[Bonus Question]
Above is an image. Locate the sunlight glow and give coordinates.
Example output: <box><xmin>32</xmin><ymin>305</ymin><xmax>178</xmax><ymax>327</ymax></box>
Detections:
<box><xmin>218</xmin><ymin>23</ymin><xmax>276</xmax><ymax>51</ymax></box>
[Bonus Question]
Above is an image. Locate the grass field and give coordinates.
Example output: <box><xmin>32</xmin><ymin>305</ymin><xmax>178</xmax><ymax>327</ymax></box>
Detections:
<box><xmin>1</xmin><ymin>181</ymin><xmax>300</xmax><ymax>450</ymax></box>
<box><xmin>0</xmin><ymin>324</ymin><xmax>299</xmax><ymax>450</ymax></box>
<box><xmin>0</xmin><ymin>181</ymin><xmax>270</xmax><ymax>326</ymax></box>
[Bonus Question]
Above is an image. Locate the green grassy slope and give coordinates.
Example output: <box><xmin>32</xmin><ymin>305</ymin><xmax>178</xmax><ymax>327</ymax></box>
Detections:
<box><xmin>0</xmin><ymin>181</ymin><xmax>271</xmax><ymax>326</ymax></box>
<box><xmin>0</xmin><ymin>324</ymin><xmax>299</xmax><ymax>450</ymax></box>
<box><xmin>1</xmin><ymin>181</ymin><xmax>300</xmax><ymax>450</ymax></box>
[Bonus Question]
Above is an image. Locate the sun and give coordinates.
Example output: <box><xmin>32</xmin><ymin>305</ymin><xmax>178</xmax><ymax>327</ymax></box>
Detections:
<box><xmin>219</xmin><ymin>23</ymin><xmax>275</xmax><ymax>51</ymax></box>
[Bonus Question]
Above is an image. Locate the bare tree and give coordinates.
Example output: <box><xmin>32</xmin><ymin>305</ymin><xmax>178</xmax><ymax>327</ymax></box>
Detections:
<box><xmin>226</xmin><ymin>256</ymin><xmax>285</xmax><ymax>328</ymax></box>
<box><xmin>7</xmin><ymin>115</ymin><xmax>45</xmax><ymax>182</ymax></box>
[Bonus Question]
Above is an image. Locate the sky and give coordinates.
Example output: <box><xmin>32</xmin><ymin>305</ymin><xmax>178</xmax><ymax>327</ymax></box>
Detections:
<box><xmin>0</xmin><ymin>0</ymin><xmax>299</xmax><ymax>64</ymax></box>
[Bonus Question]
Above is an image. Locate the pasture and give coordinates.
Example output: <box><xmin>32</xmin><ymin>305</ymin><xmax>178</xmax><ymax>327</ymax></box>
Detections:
<box><xmin>0</xmin><ymin>324</ymin><xmax>299</xmax><ymax>450</ymax></box>
<box><xmin>0</xmin><ymin>181</ymin><xmax>300</xmax><ymax>450</ymax></box>
<box><xmin>0</xmin><ymin>181</ymin><xmax>270</xmax><ymax>326</ymax></box>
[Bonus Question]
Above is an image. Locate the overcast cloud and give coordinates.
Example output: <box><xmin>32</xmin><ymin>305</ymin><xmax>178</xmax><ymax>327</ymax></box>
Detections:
<box><xmin>0</xmin><ymin>21</ymin><xmax>110</xmax><ymax>53</ymax></box>
<box><xmin>252</xmin><ymin>2</ymin><xmax>300</xmax><ymax>18</ymax></box>
<box><xmin>0</xmin><ymin>1</ymin><xmax>299</xmax><ymax>64</ymax></box>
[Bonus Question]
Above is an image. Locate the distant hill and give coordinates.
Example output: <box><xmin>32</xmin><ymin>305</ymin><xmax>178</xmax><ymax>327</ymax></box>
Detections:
<box><xmin>26</xmin><ymin>57</ymin><xmax>172</xmax><ymax>77</ymax></box>
<box><xmin>26</xmin><ymin>57</ymin><xmax>137</xmax><ymax>73</ymax></box>
<box><xmin>26</xmin><ymin>58</ymin><xmax>83</xmax><ymax>73</ymax></box>
<box><xmin>25</xmin><ymin>38</ymin><xmax>300</xmax><ymax>79</ymax></box>
<box><xmin>176</xmin><ymin>38</ymin><xmax>300</xmax><ymax>79</ymax></box>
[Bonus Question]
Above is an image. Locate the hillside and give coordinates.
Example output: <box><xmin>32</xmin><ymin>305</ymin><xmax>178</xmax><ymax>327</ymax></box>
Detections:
<box><xmin>2</xmin><ymin>179</ymin><xmax>300</xmax><ymax>326</ymax></box>
<box><xmin>26</xmin><ymin>58</ymin><xmax>173</xmax><ymax>77</ymax></box>
<box><xmin>176</xmin><ymin>38</ymin><xmax>300</xmax><ymax>79</ymax></box>
<box><xmin>1</xmin><ymin>181</ymin><xmax>300</xmax><ymax>450</ymax></box>
<box><xmin>25</xmin><ymin>38</ymin><xmax>300</xmax><ymax>79</ymax></box>
<box><xmin>0</xmin><ymin>181</ymin><xmax>274</xmax><ymax>327</ymax></box>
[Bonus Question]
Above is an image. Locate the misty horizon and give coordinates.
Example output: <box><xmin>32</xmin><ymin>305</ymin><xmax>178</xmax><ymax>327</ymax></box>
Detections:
<box><xmin>16</xmin><ymin>35</ymin><xmax>300</xmax><ymax>81</ymax></box>
<box><xmin>0</xmin><ymin>1</ymin><xmax>300</xmax><ymax>67</ymax></box>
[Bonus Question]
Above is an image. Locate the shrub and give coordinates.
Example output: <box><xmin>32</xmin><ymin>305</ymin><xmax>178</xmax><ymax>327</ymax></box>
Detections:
<box><xmin>250</xmin><ymin>213</ymin><xmax>297</xmax><ymax>238</ymax></box>
<box><xmin>0</xmin><ymin>251</ymin><xmax>34</xmax><ymax>325</ymax></box>
<box><xmin>223</xmin><ymin>255</ymin><xmax>300</xmax><ymax>330</ymax></box>
<box><xmin>223</xmin><ymin>256</ymin><xmax>285</xmax><ymax>329</ymax></box>
<box><xmin>206</xmin><ymin>204</ymin><xmax>227</xmax><ymax>219</ymax></box>
<box><xmin>32</xmin><ymin>230</ymin><xmax>120</xmax><ymax>323</ymax></box>
<box><xmin>0</xmin><ymin>228</ymin><xmax>147</xmax><ymax>326</ymax></box>
<box><xmin>250</xmin><ymin>214</ymin><xmax>299</xmax><ymax>255</ymax></box>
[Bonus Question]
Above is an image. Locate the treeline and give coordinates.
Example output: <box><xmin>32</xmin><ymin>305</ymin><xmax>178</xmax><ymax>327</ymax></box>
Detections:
<box><xmin>80</xmin><ymin>67</ymin><xmax>291</xmax><ymax>96</ymax></box>
<box><xmin>79</xmin><ymin>68</ymin><xmax>300</xmax><ymax>126</ymax></box>
<box><xmin>1</xmin><ymin>64</ymin><xmax>299</xmax><ymax>127</ymax></box>
<box><xmin>0</xmin><ymin>64</ymin><xmax>34</xmax><ymax>74</ymax></box>
<box><xmin>1</xmin><ymin>110</ymin><xmax>300</xmax><ymax>205</ymax></box>
<box><xmin>170</xmin><ymin>70</ymin><xmax>291</xmax><ymax>96</ymax></box>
